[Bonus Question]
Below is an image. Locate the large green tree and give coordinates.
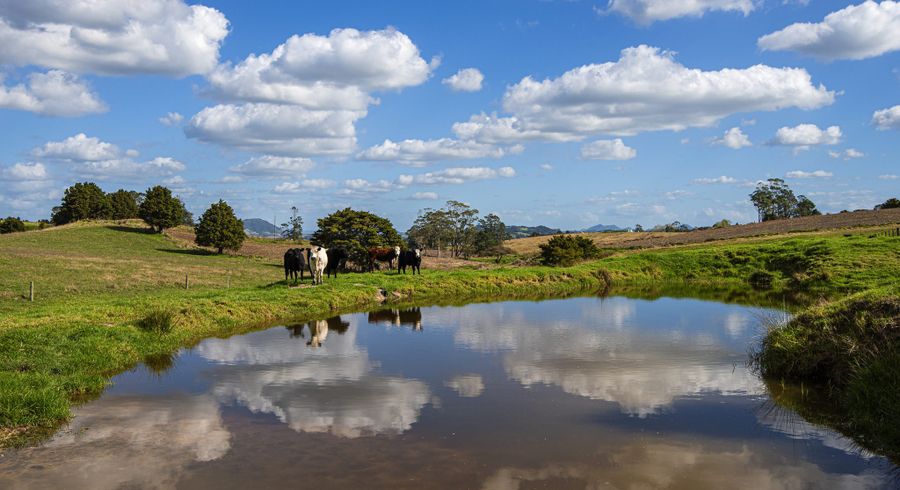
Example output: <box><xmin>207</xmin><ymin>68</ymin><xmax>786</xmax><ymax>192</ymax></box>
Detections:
<box><xmin>139</xmin><ymin>185</ymin><xmax>185</xmax><ymax>233</ymax></box>
<box><xmin>51</xmin><ymin>182</ymin><xmax>110</xmax><ymax>225</ymax></box>
<box><xmin>407</xmin><ymin>208</ymin><xmax>453</xmax><ymax>257</ymax></box>
<box><xmin>107</xmin><ymin>189</ymin><xmax>140</xmax><ymax>220</ymax></box>
<box><xmin>311</xmin><ymin>208</ymin><xmax>402</xmax><ymax>269</ymax></box>
<box><xmin>445</xmin><ymin>200</ymin><xmax>479</xmax><ymax>257</ymax></box>
<box><xmin>474</xmin><ymin>213</ymin><xmax>507</xmax><ymax>254</ymax></box>
<box><xmin>195</xmin><ymin>200</ymin><xmax>245</xmax><ymax>254</ymax></box>
<box><xmin>750</xmin><ymin>179</ymin><xmax>819</xmax><ymax>221</ymax></box>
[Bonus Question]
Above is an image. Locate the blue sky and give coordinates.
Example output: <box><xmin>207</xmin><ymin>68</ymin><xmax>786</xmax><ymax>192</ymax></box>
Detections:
<box><xmin>0</xmin><ymin>0</ymin><xmax>897</xmax><ymax>230</ymax></box>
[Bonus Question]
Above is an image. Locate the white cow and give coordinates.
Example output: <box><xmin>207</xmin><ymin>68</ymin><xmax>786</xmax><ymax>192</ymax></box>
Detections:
<box><xmin>309</xmin><ymin>246</ymin><xmax>328</xmax><ymax>285</ymax></box>
<box><xmin>306</xmin><ymin>319</ymin><xmax>329</xmax><ymax>347</ymax></box>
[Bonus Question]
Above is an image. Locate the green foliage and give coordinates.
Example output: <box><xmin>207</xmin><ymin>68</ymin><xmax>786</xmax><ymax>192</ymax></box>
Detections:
<box><xmin>407</xmin><ymin>200</ymin><xmax>482</xmax><ymax>257</ymax></box>
<box><xmin>408</xmin><ymin>207</ymin><xmax>453</xmax><ymax>255</ymax></box>
<box><xmin>280</xmin><ymin>206</ymin><xmax>303</xmax><ymax>241</ymax></box>
<box><xmin>51</xmin><ymin>182</ymin><xmax>110</xmax><ymax>225</ymax></box>
<box><xmin>0</xmin><ymin>217</ymin><xmax>26</xmax><ymax>234</ymax></box>
<box><xmin>474</xmin><ymin>213</ymin><xmax>507</xmax><ymax>255</ymax></box>
<box><xmin>137</xmin><ymin>308</ymin><xmax>175</xmax><ymax>334</ymax></box>
<box><xmin>139</xmin><ymin>185</ymin><xmax>185</xmax><ymax>233</ymax></box>
<box><xmin>712</xmin><ymin>219</ymin><xmax>732</xmax><ymax>229</ymax></box>
<box><xmin>311</xmin><ymin>208</ymin><xmax>401</xmax><ymax>268</ymax></box>
<box><xmin>194</xmin><ymin>200</ymin><xmax>245</xmax><ymax>254</ymax></box>
<box><xmin>748</xmin><ymin>270</ymin><xmax>774</xmax><ymax>289</ymax></box>
<box><xmin>539</xmin><ymin>234</ymin><xmax>602</xmax><ymax>266</ymax></box>
<box><xmin>875</xmin><ymin>197</ymin><xmax>900</xmax><ymax>210</ymax></box>
<box><xmin>750</xmin><ymin>178</ymin><xmax>819</xmax><ymax>222</ymax></box>
<box><xmin>107</xmin><ymin>189</ymin><xmax>140</xmax><ymax>220</ymax></box>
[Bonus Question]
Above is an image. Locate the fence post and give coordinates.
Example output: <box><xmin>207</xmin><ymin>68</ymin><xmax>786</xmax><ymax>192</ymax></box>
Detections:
<box><xmin>185</xmin><ymin>273</ymin><xmax>189</xmax><ymax>290</ymax></box>
<box><xmin>29</xmin><ymin>281</ymin><xmax>34</xmax><ymax>302</ymax></box>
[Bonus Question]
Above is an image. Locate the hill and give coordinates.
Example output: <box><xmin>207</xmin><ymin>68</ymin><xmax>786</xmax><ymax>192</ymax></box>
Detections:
<box><xmin>506</xmin><ymin>225</ymin><xmax>562</xmax><ymax>239</ymax></box>
<box><xmin>243</xmin><ymin>218</ymin><xmax>282</xmax><ymax>237</ymax></box>
<box><xmin>583</xmin><ymin>223</ymin><xmax>624</xmax><ymax>233</ymax></box>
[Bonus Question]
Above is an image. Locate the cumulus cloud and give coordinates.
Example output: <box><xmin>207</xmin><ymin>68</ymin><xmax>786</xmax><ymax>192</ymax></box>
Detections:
<box><xmin>32</xmin><ymin>133</ymin><xmax>184</xmax><ymax>180</ymax></box>
<box><xmin>159</xmin><ymin>112</ymin><xmax>183</xmax><ymax>126</ymax></box>
<box><xmin>0</xmin><ymin>70</ymin><xmax>105</xmax><ymax>116</ymax></box>
<box><xmin>771</xmin><ymin>124</ymin><xmax>841</xmax><ymax>151</ymax></box>
<box><xmin>405</xmin><ymin>166</ymin><xmax>516</xmax><ymax>185</ymax></box>
<box><xmin>229</xmin><ymin>155</ymin><xmax>314</xmax><ymax>177</ymax></box>
<box><xmin>0</xmin><ymin>0</ymin><xmax>229</xmax><ymax>76</ymax></box>
<box><xmin>32</xmin><ymin>133</ymin><xmax>119</xmax><ymax>161</ymax></box>
<box><xmin>693</xmin><ymin>176</ymin><xmax>738</xmax><ymax>184</ymax></box>
<box><xmin>604</xmin><ymin>0</ymin><xmax>755</xmax><ymax>24</ymax></box>
<box><xmin>786</xmin><ymin>170</ymin><xmax>833</xmax><ymax>179</ymax></box>
<box><xmin>878</xmin><ymin>174</ymin><xmax>898</xmax><ymax>180</ymax></box>
<box><xmin>758</xmin><ymin>1</ymin><xmax>900</xmax><ymax>60</ymax></box>
<box><xmin>186</xmin><ymin>103</ymin><xmax>364</xmax><ymax>156</ymax></box>
<box><xmin>828</xmin><ymin>148</ymin><xmax>864</xmax><ymax>160</ymax></box>
<box><xmin>444</xmin><ymin>374</ymin><xmax>485</xmax><ymax>397</ymax></box>
<box><xmin>872</xmin><ymin>104</ymin><xmax>900</xmax><ymax>130</ymax></box>
<box><xmin>713</xmin><ymin>127</ymin><xmax>752</xmax><ymax>149</ymax></box>
<box><xmin>273</xmin><ymin>179</ymin><xmax>337</xmax><ymax>193</ymax></box>
<box><xmin>540</xmin><ymin>163</ymin><xmax>554</xmax><ymax>171</ymax></box>
<box><xmin>498</xmin><ymin>45</ymin><xmax>834</xmax><ymax>138</ymax></box>
<box><xmin>357</xmin><ymin>138</ymin><xmax>514</xmax><ymax>165</ymax></box>
<box><xmin>410</xmin><ymin>191</ymin><xmax>438</xmax><ymax>200</ymax></box>
<box><xmin>442</xmin><ymin>68</ymin><xmax>484</xmax><ymax>92</ymax></box>
<box><xmin>580</xmin><ymin>139</ymin><xmax>637</xmax><ymax>160</ymax></box>
<box><xmin>2</xmin><ymin>162</ymin><xmax>48</xmax><ymax>181</ymax></box>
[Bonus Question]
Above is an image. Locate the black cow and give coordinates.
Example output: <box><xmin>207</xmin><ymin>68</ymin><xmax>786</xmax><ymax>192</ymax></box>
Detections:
<box><xmin>398</xmin><ymin>248</ymin><xmax>422</xmax><ymax>275</ymax></box>
<box><xmin>325</xmin><ymin>248</ymin><xmax>349</xmax><ymax>278</ymax></box>
<box><xmin>283</xmin><ymin>248</ymin><xmax>311</xmax><ymax>283</ymax></box>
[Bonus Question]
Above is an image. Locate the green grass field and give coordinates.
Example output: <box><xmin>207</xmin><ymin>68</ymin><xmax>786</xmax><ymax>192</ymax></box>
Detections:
<box><xmin>1</xmin><ymin>221</ymin><xmax>898</xmax><ymax>447</ymax></box>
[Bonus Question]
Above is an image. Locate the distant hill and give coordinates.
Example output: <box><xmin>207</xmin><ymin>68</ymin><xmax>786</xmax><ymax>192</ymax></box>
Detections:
<box><xmin>243</xmin><ymin>218</ymin><xmax>283</xmax><ymax>237</ymax></box>
<box><xmin>583</xmin><ymin>223</ymin><xmax>624</xmax><ymax>233</ymax></box>
<box><xmin>507</xmin><ymin>225</ymin><xmax>562</xmax><ymax>239</ymax></box>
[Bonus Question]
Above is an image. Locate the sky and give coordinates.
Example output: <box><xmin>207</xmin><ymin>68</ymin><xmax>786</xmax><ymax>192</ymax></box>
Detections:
<box><xmin>0</xmin><ymin>0</ymin><xmax>897</xmax><ymax>230</ymax></box>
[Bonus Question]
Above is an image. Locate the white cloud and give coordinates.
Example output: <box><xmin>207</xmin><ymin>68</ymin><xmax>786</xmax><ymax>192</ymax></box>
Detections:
<box><xmin>162</xmin><ymin>175</ymin><xmax>185</xmax><ymax>185</ymax></box>
<box><xmin>694</xmin><ymin>176</ymin><xmax>738</xmax><ymax>184</ymax></box>
<box><xmin>2</xmin><ymin>162</ymin><xmax>48</xmax><ymax>181</ymax></box>
<box><xmin>339</xmin><ymin>178</ymin><xmax>399</xmax><ymax>194</ymax></box>
<box><xmin>828</xmin><ymin>148</ymin><xmax>865</xmax><ymax>160</ymax></box>
<box><xmin>786</xmin><ymin>170</ymin><xmax>833</xmax><ymax>179</ymax></box>
<box><xmin>771</xmin><ymin>124</ymin><xmax>841</xmax><ymax>151</ymax></box>
<box><xmin>357</xmin><ymin>138</ymin><xmax>513</xmax><ymax>165</ymax></box>
<box><xmin>451</xmin><ymin>112</ymin><xmax>576</xmax><ymax>144</ymax></box>
<box><xmin>78</xmin><ymin>156</ymin><xmax>185</xmax><ymax>179</ymax></box>
<box><xmin>274</xmin><ymin>179</ymin><xmax>336</xmax><ymax>193</ymax></box>
<box><xmin>604</xmin><ymin>0</ymin><xmax>755</xmax><ymax>24</ymax></box>
<box><xmin>540</xmin><ymin>163</ymin><xmax>554</xmax><ymax>171</ymax></box>
<box><xmin>442</xmin><ymin>68</ymin><xmax>484</xmax><ymax>92</ymax></box>
<box><xmin>580</xmin><ymin>139</ymin><xmax>637</xmax><ymax>160</ymax></box>
<box><xmin>186</xmin><ymin>103</ymin><xmax>364</xmax><ymax>156</ymax></box>
<box><xmin>444</xmin><ymin>374</ymin><xmax>484</xmax><ymax>397</ymax></box>
<box><xmin>32</xmin><ymin>133</ymin><xmax>119</xmax><ymax>161</ymax></box>
<box><xmin>758</xmin><ymin>1</ymin><xmax>900</xmax><ymax>60</ymax></box>
<box><xmin>878</xmin><ymin>174</ymin><xmax>898</xmax><ymax>180</ymax></box>
<box><xmin>405</xmin><ymin>166</ymin><xmax>516</xmax><ymax>185</ymax></box>
<box><xmin>713</xmin><ymin>127</ymin><xmax>752</xmax><ymax>149</ymax></box>
<box><xmin>207</xmin><ymin>27</ymin><xmax>436</xmax><ymax>108</ymax></box>
<box><xmin>872</xmin><ymin>104</ymin><xmax>900</xmax><ymax>130</ymax></box>
<box><xmin>159</xmin><ymin>112</ymin><xmax>183</xmax><ymax>126</ymax></box>
<box><xmin>499</xmin><ymin>45</ymin><xmax>834</xmax><ymax>138</ymax></box>
<box><xmin>410</xmin><ymin>191</ymin><xmax>438</xmax><ymax>200</ymax></box>
<box><xmin>0</xmin><ymin>70</ymin><xmax>105</xmax><ymax>116</ymax></box>
<box><xmin>229</xmin><ymin>155</ymin><xmax>314</xmax><ymax>177</ymax></box>
<box><xmin>0</xmin><ymin>0</ymin><xmax>229</xmax><ymax>76</ymax></box>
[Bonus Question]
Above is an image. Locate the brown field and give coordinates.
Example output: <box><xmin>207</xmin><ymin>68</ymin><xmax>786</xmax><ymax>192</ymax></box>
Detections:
<box><xmin>504</xmin><ymin>208</ymin><xmax>900</xmax><ymax>255</ymax></box>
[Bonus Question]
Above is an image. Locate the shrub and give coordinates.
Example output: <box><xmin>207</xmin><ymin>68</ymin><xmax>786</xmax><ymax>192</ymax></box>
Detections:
<box><xmin>195</xmin><ymin>200</ymin><xmax>245</xmax><ymax>254</ymax></box>
<box><xmin>137</xmin><ymin>308</ymin><xmax>175</xmax><ymax>334</ymax></box>
<box><xmin>748</xmin><ymin>270</ymin><xmax>775</xmax><ymax>289</ymax></box>
<box><xmin>539</xmin><ymin>234</ymin><xmax>601</xmax><ymax>266</ymax></box>
<box><xmin>0</xmin><ymin>217</ymin><xmax>26</xmax><ymax>234</ymax></box>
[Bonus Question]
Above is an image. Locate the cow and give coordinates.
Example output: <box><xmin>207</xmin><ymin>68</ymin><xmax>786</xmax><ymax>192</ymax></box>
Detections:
<box><xmin>368</xmin><ymin>245</ymin><xmax>400</xmax><ymax>271</ymax></box>
<box><xmin>367</xmin><ymin>307</ymin><xmax>423</xmax><ymax>331</ymax></box>
<box><xmin>325</xmin><ymin>248</ymin><xmax>348</xmax><ymax>278</ymax></box>
<box><xmin>283</xmin><ymin>248</ymin><xmax>311</xmax><ymax>283</ymax></box>
<box><xmin>308</xmin><ymin>246</ymin><xmax>328</xmax><ymax>285</ymax></box>
<box><xmin>306</xmin><ymin>319</ymin><xmax>328</xmax><ymax>347</ymax></box>
<box><xmin>398</xmin><ymin>248</ymin><xmax>422</xmax><ymax>275</ymax></box>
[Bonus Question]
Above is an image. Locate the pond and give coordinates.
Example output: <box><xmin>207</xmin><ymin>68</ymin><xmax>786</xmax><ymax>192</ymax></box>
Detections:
<box><xmin>1</xmin><ymin>296</ymin><xmax>895</xmax><ymax>489</ymax></box>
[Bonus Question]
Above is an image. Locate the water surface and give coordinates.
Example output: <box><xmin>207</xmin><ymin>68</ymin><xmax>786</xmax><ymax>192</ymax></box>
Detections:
<box><xmin>1</xmin><ymin>297</ymin><xmax>893</xmax><ymax>489</ymax></box>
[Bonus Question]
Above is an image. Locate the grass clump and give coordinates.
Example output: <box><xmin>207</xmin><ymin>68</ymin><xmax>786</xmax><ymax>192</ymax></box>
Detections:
<box><xmin>136</xmin><ymin>308</ymin><xmax>175</xmax><ymax>334</ymax></box>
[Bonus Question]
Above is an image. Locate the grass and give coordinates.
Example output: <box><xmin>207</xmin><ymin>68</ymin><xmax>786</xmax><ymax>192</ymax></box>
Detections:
<box><xmin>1</xmin><ymin>221</ymin><xmax>898</xmax><ymax>447</ymax></box>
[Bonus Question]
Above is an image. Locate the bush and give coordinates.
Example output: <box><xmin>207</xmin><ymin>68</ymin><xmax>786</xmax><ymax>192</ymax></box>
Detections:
<box><xmin>0</xmin><ymin>217</ymin><xmax>26</xmax><ymax>234</ymax></box>
<box><xmin>539</xmin><ymin>235</ymin><xmax>601</xmax><ymax>266</ymax></box>
<box><xmin>195</xmin><ymin>200</ymin><xmax>245</xmax><ymax>254</ymax></box>
<box><xmin>137</xmin><ymin>308</ymin><xmax>175</xmax><ymax>334</ymax></box>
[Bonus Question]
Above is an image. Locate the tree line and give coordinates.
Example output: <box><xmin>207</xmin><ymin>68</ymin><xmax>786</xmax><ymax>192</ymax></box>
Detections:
<box><xmin>406</xmin><ymin>200</ymin><xmax>509</xmax><ymax>259</ymax></box>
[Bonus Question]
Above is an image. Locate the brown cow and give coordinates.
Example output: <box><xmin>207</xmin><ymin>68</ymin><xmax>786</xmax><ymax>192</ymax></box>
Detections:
<box><xmin>368</xmin><ymin>245</ymin><xmax>400</xmax><ymax>271</ymax></box>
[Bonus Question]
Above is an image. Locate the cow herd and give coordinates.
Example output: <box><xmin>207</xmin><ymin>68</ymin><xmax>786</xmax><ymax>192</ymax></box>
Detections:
<box><xmin>283</xmin><ymin>245</ymin><xmax>421</xmax><ymax>285</ymax></box>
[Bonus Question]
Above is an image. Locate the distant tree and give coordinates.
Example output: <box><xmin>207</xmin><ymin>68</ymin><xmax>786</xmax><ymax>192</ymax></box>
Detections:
<box><xmin>634</xmin><ymin>224</ymin><xmax>643</xmax><ymax>232</ymax></box>
<box><xmin>51</xmin><ymin>182</ymin><xmax>110</xmax><ymax>225</ymax></box>
<box><xmin>444</xmin><ymin>200</ymin><xmax>480</xmax><ymax>257</ymax></box>
<box><xmin>749</xmin><ymin>179</ymin><xmax>815</xmax><ymax>221</ymax></box>
<box><xmin>139</xmin><ymin>185</ymin><xmax>185</xmax><ymax>233</ymax></box>
<box><xmin>474</xmin><ymin>213</ymin><xmax>507</xmax><ymax>255</ymax></box>
<box><xmin>407</xmin><ymin>207</ymin><xmax>454</xmax><ymax>257</ymax></box>
<box><xmin>280</xmin><ymin>206</ymin><xmax>303</xmax><ymax>241</ymax></box>
<box><xmin>107</xmin><ymin>189</ymin><xmax>140</xmax><ymax>220</ymax></box>
<box><xmin>875</xmin><ymin>198</ymin><xmax>900</xmax><ymax>210</ymax></box>
<box><xmin>796</xmin><ymin>195</ymin><xmax>820</xmax><ymax>217</ymax></box>
<box><xmin>181</xmin><ymin>209</ymin><xmax>195</xmax><ymax>227</ymax></box>
<box><xmin>712</xmin><ymin>219</ymin><xmax>732</xmax><ymax>229</ymax></box>
<box><xmin>539</xmin><ymin>235</ymin><xmax>602</xmax><ymax>267</ymax></box>
<box><xmin>0</xmin><ymin>217</ymin><xmax>26</xmax><ymax>234</ymax></box>
<box><xmin>311</xmin><ymin>208</ymin><xmax>402</xmax><ymax>269</ymax></box>
<box><xmin>195</xmin><ymin>200</ymin><xmax>245</xmax><ymax>254</ymax></box>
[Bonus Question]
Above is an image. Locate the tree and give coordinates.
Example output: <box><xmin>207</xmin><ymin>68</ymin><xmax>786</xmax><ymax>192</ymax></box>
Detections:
<box><xmin>195</xmin><ymin>200</ymin><xmax>245</xmax><ymax>254</ymax></box>
<box><xmin>750</xmin><ymin>179</ymin><xmax>816</xmax><ymax>221</ymax></box>
<box><xmin>0</xmin><ymin>217</ymin><xmax>26</xmax><ymax>234</ymax></box>
<box><xmin>407</xmin><ymin>208</ymin><xmax>453</xmax><ymax>257</ymax></box>
<box><xmin>311</xmin><ymin>208</ymin><xmax>402</xmax><ymax>269</ymax></box>
<box><xmin>444</xmin><ymin>200</ymin><xmax>479</xmax><ymax>257</ymax></box>
<box><xmin>281</xmin><ymin>206</ymin><xmax>303</xmax><ymax>241</ymax></box>
<box><xmin>796</xmin><ymin>195</ymin><xmax>820</xmax><ymax>217</ymax></box>
<box><xmin>539</xmin><ymin>235</ymin><xmax>601</xmax><ymax>266</ymax></box>
<box><xmin>474</xmin><ymin>213</ymin><xmax>507</xmax><ymax>255</ymax></box>
<box><xmin>107</xmin><ymin>189</ymin><xmax>140</xmax><ymax>220</ymax></box>
<box><xmin>712</xmin><ymin>219</ymin><xmax>732</xmax><ymax>229</ymax></box>
<box><xmin>634</xmin><ymin>224</ymin><xmax>643</xmax><ymax>232</ymax></box>
<box><xmin>139</xmin><ymin>185</ymin><xmax>185</xmax><ymax>233</ymax></box>
<box><xmin>875</xmin><ymin>198</ymin><xmax>900</xmax><ymax>210</ymax></box>
<box><xmin>182</xmin><ymin>209</ymin><xmax>195</xmax><ymax>227</ymax></box>
<box><xmin>51</xmin><ymin>182</ymin><xmax>110</xmax><ymax>225</ymax></box>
